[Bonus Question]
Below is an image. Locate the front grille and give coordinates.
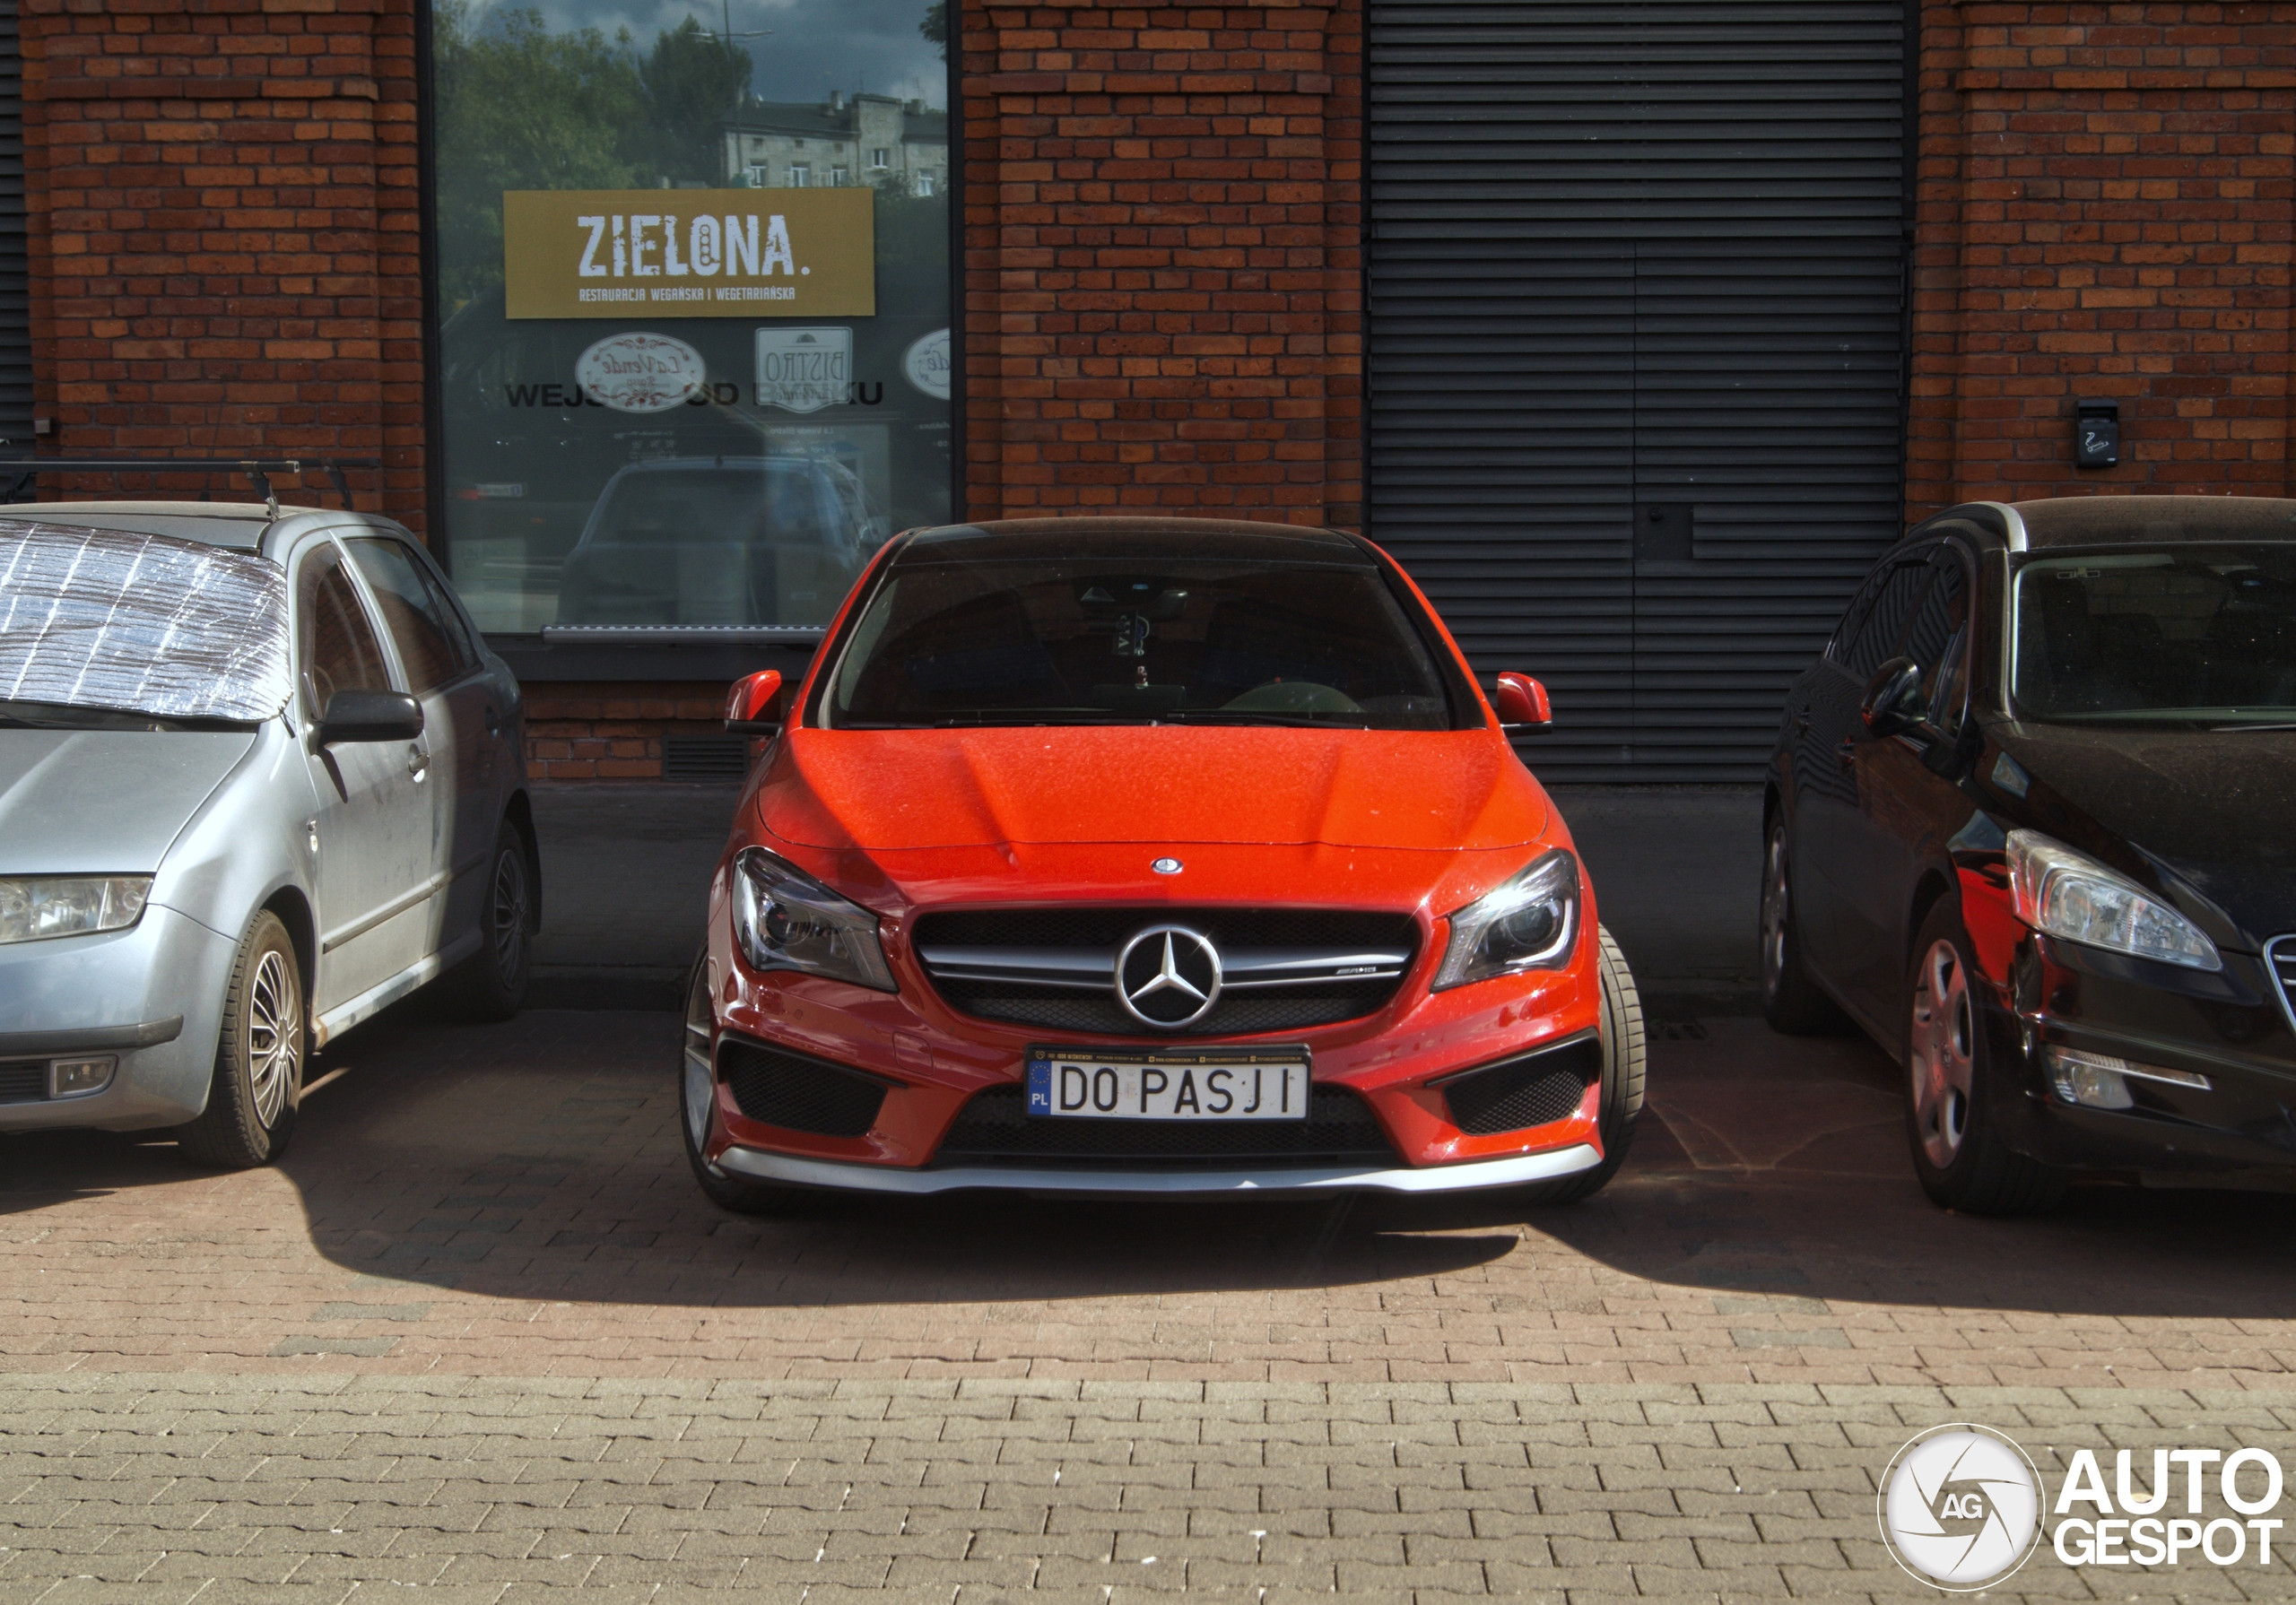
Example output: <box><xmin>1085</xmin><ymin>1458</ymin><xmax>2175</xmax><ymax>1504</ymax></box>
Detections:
<box><xmin>913</xmin><ymin>907</ymin><xmax>1419</xmax><ymax>1038</ymax></box>
<box><xmin>0</xmin><ymin>1060</ymin><xmax>43</xmax><ymax>1104</ymax></box>
<box><xmin>718</xmin><ymin>1037</ymin><xmax>887</xmax><ymax>1137</ymax></box>
<box><xmin>2269</xmin><ymin>936</ymin><xmax>2296</xmax><ymax>1038</ymax></box>
<box><xmin>934</xmin><ymin>1083</ymin><xmax>1401</xmax><ymax>1167</ymax></box>
<box><xmin>1440</xmin><ymin>1036</ymin><xmax>1600</xmax><ymax>1135</ymax></box>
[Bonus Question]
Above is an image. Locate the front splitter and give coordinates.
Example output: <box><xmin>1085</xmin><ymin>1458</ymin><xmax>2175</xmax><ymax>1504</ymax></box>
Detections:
<box><xmin>716</xmin><ymin>1142</ymin><xmax>1603</xmax><ymax>1197</ymax></box>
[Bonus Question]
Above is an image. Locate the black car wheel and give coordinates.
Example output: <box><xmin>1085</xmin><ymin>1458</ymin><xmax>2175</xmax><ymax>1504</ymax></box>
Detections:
<box><xmin>1903</xmin><ymin>899</ymin><xmax>2066</xmax><ymax>1216</ymax></box>
<box><xmin>448</xmin><ymin>815</ymin><xmax>535</xmax><ymax>1020</ymax></box>
<box><xmin>1760</xmin><ymin>818</ymin><xmax>1848</xmax><ymax>1035</ymax></box>
<box><xmin>679</xmin><ymin>953</ymin><xmax>804</xmax><ymax>1216</ymax></box>
<box><xmin>1523</xmin><ymin>924</ymin><xmax>1646</xmax><ymax>1205</ymax></box>
<box><xmin>177</xmin><ymin>909</ymin><xmax>304</xmax><ymax>1168</ymax></box>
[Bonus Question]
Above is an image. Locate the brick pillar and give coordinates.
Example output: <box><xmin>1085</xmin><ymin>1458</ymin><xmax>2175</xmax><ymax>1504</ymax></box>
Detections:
<box><xmin>1908</xmin><ymin>1</ymin><xmax>2296</xmax><ymax>520</ymax></box>
<box><xmin>22</xmin><ymin>0</ymin><xmax>426</xmax><ymax>529</ymax></box>
<box><xmin>959</xmin><ymin>0</ymin><xmax>1363</xmax><ymax>527</ymax></box>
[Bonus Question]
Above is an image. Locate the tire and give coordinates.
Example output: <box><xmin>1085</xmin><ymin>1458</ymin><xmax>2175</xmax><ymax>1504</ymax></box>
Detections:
<box><xmin>1760</xmin><ymin>815</ymin><xmax>1851</xmax><ymax>1035</ymax></box>
<box><xmin>447</xmin><ymin>814</ymin><xmax>535</xmax><ymax>1021</ymax></box>
<box><xmin>1523</xmin><ymin>924</ymin><xmax>1647</xmax><ymax>1205</ymax></box>
<box><xmin>176</xmin><ymin>909</ymin><xmax>305</xmax><ymax>1168</ymax></box>
<box><xmin>679</xmin><ymin>952</ymin><xmax>804</xmax><ymax>1216</ymax></box>
<box><xmin>1903</xmin><ymin>898</ymin><xmax>2067</xmax><ymax>1216</ymax></box>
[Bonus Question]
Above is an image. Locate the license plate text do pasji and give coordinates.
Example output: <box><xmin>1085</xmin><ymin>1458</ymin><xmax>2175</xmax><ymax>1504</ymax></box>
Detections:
<box><xmin>1026</xmin><ymin>1049</ymin><xmax>1309</xmax><ymax>1121</ymax></box>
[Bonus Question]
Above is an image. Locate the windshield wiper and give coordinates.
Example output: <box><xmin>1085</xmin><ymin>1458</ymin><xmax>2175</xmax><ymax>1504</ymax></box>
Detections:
<box><xmin>1153</xmin><ymin>709</ymin><xmax>1373</xmax><ymax>729</ymax></box>
<box><xmin>2209</xmin><ymin>721</ymin><xmax>2296</xmax><ymax>732</ymax></box>
<box><xmin>838</xmin><ymin>712</ymin><xmax>1149</xmax><ymax>729</ymax></box>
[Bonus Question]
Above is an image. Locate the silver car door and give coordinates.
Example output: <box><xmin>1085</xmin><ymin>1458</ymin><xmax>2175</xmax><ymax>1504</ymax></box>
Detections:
<box><xmin>344</xmin><ymin>534</ymin><xmax>494</xmax><ymax>952</ymax></box>
<box><xmin>292</xmin><ymin>538</ymin><xmax>438</xmax><ymax>1015</ymax></box>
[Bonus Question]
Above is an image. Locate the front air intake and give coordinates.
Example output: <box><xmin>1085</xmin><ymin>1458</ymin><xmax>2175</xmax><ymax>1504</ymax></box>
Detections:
<box><xmin>717</xmin><ymin>1037</ymin><xmax>889</xmax><ymax>1138</ymax></box>
<box><xmin>1438</xmin><ymin>1035</ymin><xmax>1600</xmax><ymax>1135</ymax></box>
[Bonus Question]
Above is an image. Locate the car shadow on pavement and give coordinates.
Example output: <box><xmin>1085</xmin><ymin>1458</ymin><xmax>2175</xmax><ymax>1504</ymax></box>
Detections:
<box><xmin>9</xmin><ymin>1005</ymin><xmax>2296</xmax><ymax>1330</ymax></box>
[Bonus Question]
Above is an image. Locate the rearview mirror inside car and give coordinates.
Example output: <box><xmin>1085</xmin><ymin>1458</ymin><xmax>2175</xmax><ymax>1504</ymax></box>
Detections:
<box><xmin>1493</xmin><ymin>672</ymin><xmax>1553</xmax><ymax>731</ymax></box>
<box><xmin>1860</xmin><ymin>656</ymin><xmax>1929</xmax><ymax>740</ymax></box>
<box><xmin>317</xmin><ymin>689</ymin><xmax>424</xmax><ymax>746</ymax></box>
<box><xmin>725</xmin><ymin>669</ymin><xmax>784</xmax><ymax>735</ymax></box>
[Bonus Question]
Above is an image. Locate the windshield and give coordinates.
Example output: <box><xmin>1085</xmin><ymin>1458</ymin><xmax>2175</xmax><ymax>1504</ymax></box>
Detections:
<box><xmin>822</xmin><ymin>544</ymin><xmax>1465</xmax><ymax>730</ymax></box>
<box><xmin>0</xmin><ymin>519</ymin><xmax>291</xmax><ymax>725</ymax></box>
<box><xmin>2012</xmin><ymin>544</ymin><xmax>2296</xmax><ymax>725</ymax></box>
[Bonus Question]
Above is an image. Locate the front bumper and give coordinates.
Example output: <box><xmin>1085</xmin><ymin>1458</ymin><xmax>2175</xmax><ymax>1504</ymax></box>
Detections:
<box><xmin>0</xmin><ymin>905</ymin><xmax>238</xmax><ymax>1132</ymax></box>
<box><xmin>1986</xmin><ymin>933</ymin><xmax>2296</xmax><ymax>1177</ymax></box>
<box><xmin>719</xmin><ymin>1141</ymin><xmax>1602</xmax><ymax>1196</ymax></box>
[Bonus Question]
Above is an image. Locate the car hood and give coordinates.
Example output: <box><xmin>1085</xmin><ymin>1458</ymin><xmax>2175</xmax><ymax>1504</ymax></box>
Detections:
<box><xmin>0</xmin><ymin>729</ymin><xmax>258</xmax><ymax>874</ymax></box>
<box><xmin>761</xmin><ymin>725</ymin><xmax>1548</xmax><ymax>851</ymax></box>
<box><xmin>1997</xmin><ymin>723</ymin><xmax>2296</xmax><ymax>948</ymax></box>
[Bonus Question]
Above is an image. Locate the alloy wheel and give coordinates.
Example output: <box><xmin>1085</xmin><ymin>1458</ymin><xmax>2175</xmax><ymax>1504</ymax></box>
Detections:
<box><xmin>1909</xmin><ymin>937</ymin><xmax>1975</xmax><ymax>1168</ymax></box>
<box><xmin>490</xmin><ymin>846</ymin><xmax>529</xmax><ymax>983</ymax></box>
<box><xmin>683</xmin><ymin>966</ymin><xmax>717</xmax><ymax>1155</ymax></box>
<box><xmin>246</xmin><ymin>948</ymin><xmax>301</xmax><ymax>1128</ymax></box>
<box><xmin>1760</xmin><ymin>829</ymin><xmax>1791</xmax><ymax>994</ymax></box>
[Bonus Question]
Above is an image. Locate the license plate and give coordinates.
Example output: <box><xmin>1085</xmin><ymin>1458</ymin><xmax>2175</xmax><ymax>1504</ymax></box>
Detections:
<box><xmin>1026</xmin><ymin>1045</ymin><xmax>1309</xmax><ymax>1121</ymax></box>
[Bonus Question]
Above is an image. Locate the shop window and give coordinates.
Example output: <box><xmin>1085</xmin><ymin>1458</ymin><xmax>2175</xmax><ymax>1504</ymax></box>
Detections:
<box><xmin>426</xmin><ymin>0</ymin><xmax>952</xmax><ymax>638</ymax></box>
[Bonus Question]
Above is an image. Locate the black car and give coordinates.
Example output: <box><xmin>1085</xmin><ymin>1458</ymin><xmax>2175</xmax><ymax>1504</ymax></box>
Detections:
<box><xmin>1762</xmin><ymin>495</ymin><xmax>2296</xmax><ymax>1214</ymax></box>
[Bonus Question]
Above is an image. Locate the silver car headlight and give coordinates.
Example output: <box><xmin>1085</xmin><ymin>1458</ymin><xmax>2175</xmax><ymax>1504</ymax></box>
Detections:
<box><xmin>0</xmin><ymin>876</ymin><xmax>152</xmax><ymax>944</ymax></box>
<box><xmin>730</xmin><ymin>846</ymin><xmax>897</xmax><ymax>993</ymax></box>
<box><xmin>2005</xmin><ymin>829</ymin><xmax>2221</xmax><ymax>971</ymax></box>
<box><xmin>1433</xmin><ymin>848</ymin><xmax>1581</xmax><ymax>991</ymax></box>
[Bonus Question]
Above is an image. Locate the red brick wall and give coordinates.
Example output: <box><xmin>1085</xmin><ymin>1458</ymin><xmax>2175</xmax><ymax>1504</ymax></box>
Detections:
<box><xmin>1908</xmin><ymin>1</ymin><xmax>2295</xmax><ymax>517</ymax></box>
<box><xmin>958</xmin><ymin>0</ymin><xmax>1363</xmax><ymax>527</ymax></box>
<box><xmin>22</xmin><ymin>0</ymin><xmax>426</xmax><ymax>527</ymax></box>
<box><xmin>523</xmin><ymin>682</ymin><xmax>732</xmax><ymax>782</ymax></box>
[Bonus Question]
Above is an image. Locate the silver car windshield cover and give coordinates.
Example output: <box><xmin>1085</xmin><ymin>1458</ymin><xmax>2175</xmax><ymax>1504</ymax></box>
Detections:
<box><xmin>0</xmin><ymin>518</ymin><xmax>291</xmax><ymax>723</ymax></box>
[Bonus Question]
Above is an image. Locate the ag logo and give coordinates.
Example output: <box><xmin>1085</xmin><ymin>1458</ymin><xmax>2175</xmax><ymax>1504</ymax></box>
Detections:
<box><xmin>1878</xmin><ymin>1424</ymin><xmax>2043</xmax><ymax>1590</ymax></box>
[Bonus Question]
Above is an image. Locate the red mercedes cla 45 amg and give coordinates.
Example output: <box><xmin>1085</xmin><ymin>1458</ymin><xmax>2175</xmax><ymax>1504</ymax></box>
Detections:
<box><xmin>681</xmin><ymin>517</ymin><xmax>1646</xmax><ymax>1208</ymax></box>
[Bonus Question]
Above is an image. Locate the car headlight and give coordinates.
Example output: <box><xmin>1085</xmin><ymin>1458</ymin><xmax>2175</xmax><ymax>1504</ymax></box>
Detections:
<box><xmin>1433</xmin><ymin>848</ymin><xmax>1581</xmax><ymax>991</ymax></box>
<box><xmin>0</xmin><ymin>876</ymin><xmax>152</xmax><ymax>945</ymax></box>
<box><xmin>729</xmin><ymin>846</ymin><xmax>897</xmax><ymax>993</ymax></box>
<box><xmin>2005</xmin><ymin>829</ymin><xmax>2221</xmax><ymax>971</ymax></box>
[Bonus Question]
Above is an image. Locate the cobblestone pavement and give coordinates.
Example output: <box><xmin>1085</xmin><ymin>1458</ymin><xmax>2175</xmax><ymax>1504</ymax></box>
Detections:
<box><xmin>5</xmin><ymin>1007</ymin><xmax>2296</xmax><ymax>1601</ymax></box>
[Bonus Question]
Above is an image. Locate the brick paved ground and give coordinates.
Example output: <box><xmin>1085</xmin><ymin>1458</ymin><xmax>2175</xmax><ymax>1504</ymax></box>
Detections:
<box><xmin>5</xmin><ymin>1007</ymin><xmax>2296</xmax><ymax>1600</ymax></box>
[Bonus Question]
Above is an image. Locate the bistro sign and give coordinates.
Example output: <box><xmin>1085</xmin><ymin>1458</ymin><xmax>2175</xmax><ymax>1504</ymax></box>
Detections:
<box><xmin>501</xmin><ymin>188</ymin><xmax>875</xmax><ymax>319</ymax></box>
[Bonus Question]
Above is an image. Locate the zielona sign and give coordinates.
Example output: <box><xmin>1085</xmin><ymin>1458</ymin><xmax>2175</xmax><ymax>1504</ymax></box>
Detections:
<box><xmin>501</xmin><ymin>189</ymin><xmax>875</xmax><ymax>319</ymax></box>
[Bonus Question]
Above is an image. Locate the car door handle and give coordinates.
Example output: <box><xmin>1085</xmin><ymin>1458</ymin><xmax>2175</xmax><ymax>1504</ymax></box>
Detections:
<box><xmin>483</xmin><ymin>705</ymin><xmax>500</xmax><ymax>735</ymax></box>
<box><xmin>1835</xmin><ymin>738</ymin><xmax>1857</xmax><ymax>768</ymax></box>
<box><xmin>1794</xmin><ymin>712</ymin><xmax>1811</xmax><ymax>733</ymax></box>
<box><xmin>407</xmin><ymin>743</ymin><xmax>429</xmax><ymax>781</ymax></box>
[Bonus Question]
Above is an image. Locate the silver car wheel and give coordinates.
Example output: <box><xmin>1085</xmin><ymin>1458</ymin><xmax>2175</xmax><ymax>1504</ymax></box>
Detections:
<box><xmin>247</xmin><ymin>948</ymin><xmax>301</xmax><ymax>1128</ymax></box>
<box><xmin>490</xmin><ymin>846</ymin><xmax>529</xmax><ymax>983</ymax></box>
<box><xmin>683</xmin><ymin>967</ymin><xmax>717</xmax><ymax>1155</ymax></box>
<box><xmin>1909</xmin><ymin>937</ymin><xmax>1974</xmax><ymax>1169</ymax></box>
<box><xmin>1760</xmin><ymin>827</ymin><xmax>1790</xmax><ymax>993</ymax></box>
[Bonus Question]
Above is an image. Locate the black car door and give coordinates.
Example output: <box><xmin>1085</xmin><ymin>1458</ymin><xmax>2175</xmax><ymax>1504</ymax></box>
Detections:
<box><xmin>1835</xmin><ymin>543</ymin><xmax>1978</xmax><ymax>1023</ymax></box>
<box><xmin>1791</xmin><ymin>552</ymin><xmax>1935</xmax><ymax>1004</ymax></box>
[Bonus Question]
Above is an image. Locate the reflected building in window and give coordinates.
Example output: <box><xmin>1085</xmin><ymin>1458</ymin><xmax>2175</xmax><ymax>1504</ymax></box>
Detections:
<box><xmin>721</xmin><ymin>91</ymin><xmax>948</xmax><ymax>195</ymax></box>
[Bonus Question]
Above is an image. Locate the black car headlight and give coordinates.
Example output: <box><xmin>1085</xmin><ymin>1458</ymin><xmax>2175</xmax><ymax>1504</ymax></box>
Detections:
<box><xmin>1433</xmin><ymin>848</ymin><xmax>1581</xmax><ymax>991</ymax></box>
<box><xmin>730</xmin><ymin>847</ymin><xmax>897</xmax><ymax>993</ymax></box>
<box><xmin>2005</xmin><ymin>829</ymin><xmax>2221</xmax><ymax>972</ymax></box>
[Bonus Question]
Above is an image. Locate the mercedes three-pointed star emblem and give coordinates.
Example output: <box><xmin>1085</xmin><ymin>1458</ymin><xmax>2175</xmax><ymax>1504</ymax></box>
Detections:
<box><xmin>1114</xmin><ymin>924</ymin><xmax>1224</xmax><ymax>1029</ymax></box>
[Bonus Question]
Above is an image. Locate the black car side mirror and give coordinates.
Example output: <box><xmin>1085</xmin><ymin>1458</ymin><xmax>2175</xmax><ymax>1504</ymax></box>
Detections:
<box><xmin>1860</xmin><ymin>656</ymin><xmax>1930</xmax><ymax>741</ymax></box>
<box><xmin>317</xmin><ymin>689</ymin><xmax>424</xmax><ymax>745</ymax></box>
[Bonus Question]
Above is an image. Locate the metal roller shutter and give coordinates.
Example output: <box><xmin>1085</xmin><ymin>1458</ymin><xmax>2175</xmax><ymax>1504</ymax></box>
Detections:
<box><xmin>0</xmin><ymin>1</ymin><xmax>27</xmax><ymax>463</ymax></box>
<box><xmin>1368</xmin><ymin>0</ymin><xmax>1909</xmax><ymax>780</ymax></box>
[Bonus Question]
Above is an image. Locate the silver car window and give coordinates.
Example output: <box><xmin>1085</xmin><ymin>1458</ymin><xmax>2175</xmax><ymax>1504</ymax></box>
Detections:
<box><xmin>0</xmin><ymin>516</ymin><xmax>291</xmax><ymax>722</ymax></box>
<box><xmin>347</xmin><ymin>536</ymin><xmax>467</xmax><ymax>694</ymax></box>
<box><xmin>297</xmin><ymin>543</ymin><xmax>396</xmax><ymax>718</ymax></box>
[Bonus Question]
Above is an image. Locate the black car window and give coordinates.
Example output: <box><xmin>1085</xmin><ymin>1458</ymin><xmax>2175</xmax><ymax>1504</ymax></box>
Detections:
<box><xmin>822</xmin><ymin>548</ymin><xmax>1465</xmax><ymax>730</ymax></box>
<box><xmin>1836</xmin><ymin>558</ymin><xmax>1934</xmax><ymax>681</ymax></box>
<box><xmin>348</xmin><ymin>537</ymin><xmax>468</xmax><ymax>694</ymax></box>
<box><xmin>2012</xmin><ymin>543</ymin><xmax>2296</xmax><ymax>723</ymax></box>
<box><xmin>297</xmin><ymin>544</ymin><xmax>394</xmax><ymax>718</ymax></box>
<box><xmin>1906</xmin><ymin>550</ymin><xmax>1972</xmax><ymax>730</ymax></box>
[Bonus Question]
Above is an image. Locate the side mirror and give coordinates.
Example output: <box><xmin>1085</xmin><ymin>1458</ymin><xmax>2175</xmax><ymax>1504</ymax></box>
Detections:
<box><xmin>1860</xmin><ymin>656</ymin><xmax>1929</xmax><ymax>740</ymax></box>
<box><xmin>1493</xmin><ymin>672</ymin><xmax>1552</xmax><ymax>731</ymax></box>
<box><xmin>725</xmin><ymin>668</ymin><xmax>784</xmax><ymax>735</ymax></box>
<box><xmin>317</xmin><ymin>689</ymin><xmax>424</xmax><ymax>745</ymax></box>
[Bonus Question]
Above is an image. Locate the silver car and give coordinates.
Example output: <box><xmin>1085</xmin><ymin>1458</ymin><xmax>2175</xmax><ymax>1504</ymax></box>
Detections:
<box><xmin>0</xmin><ymin>501</ymin><xmax>537</xmax><ymax>1166</ymax></box>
